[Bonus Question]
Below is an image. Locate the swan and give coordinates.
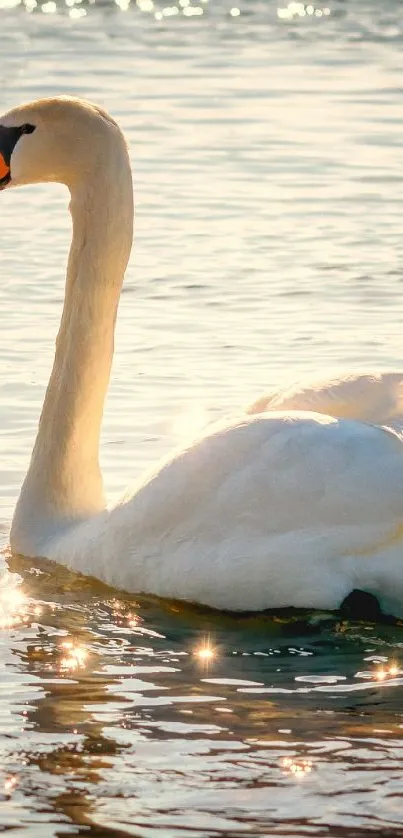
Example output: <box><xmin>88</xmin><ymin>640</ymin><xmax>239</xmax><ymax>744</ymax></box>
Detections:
<box><xmin>246</xmin><ymin>372</ymin><xmax>403</xmax><ymax>429</ymax></box>
<box><xmin>2</xmin><ymin>95</ymin><xmax>403</xmax><ymax>618</ymax></box>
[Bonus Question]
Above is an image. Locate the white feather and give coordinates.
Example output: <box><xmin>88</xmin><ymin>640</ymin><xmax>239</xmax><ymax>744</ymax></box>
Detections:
<box><xmin>49</xmin><ymin>412</ymin><xmax>403</xmax><ymax>616</ymax></box>
<box><xmin>247</xmin><ymin>372</ymin><xmax>403</xmax><ymax>429</ymax></box>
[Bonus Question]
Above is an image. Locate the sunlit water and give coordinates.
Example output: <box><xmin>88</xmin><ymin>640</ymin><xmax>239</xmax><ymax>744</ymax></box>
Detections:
<box><xmin>1</xmin><ymin>1</ymin><xmax>403</xmax><ymax>834</ymax></box>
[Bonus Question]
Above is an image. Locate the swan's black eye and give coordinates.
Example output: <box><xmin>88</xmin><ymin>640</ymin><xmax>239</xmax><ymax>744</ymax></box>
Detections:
<box><xmin>20</xmin><ymin>124</ymin><xmax>35</xmax><ymax>135</ymax></box>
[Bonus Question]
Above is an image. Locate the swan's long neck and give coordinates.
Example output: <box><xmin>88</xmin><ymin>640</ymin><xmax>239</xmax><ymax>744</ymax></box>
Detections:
<box><xmin>11</xmin><ymin>135</ymin><xmax>134</xmax><ymax>552</ymax></box>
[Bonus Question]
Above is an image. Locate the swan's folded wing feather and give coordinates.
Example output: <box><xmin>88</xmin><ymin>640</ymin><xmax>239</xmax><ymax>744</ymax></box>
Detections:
<box><xmin>247</xmin><ymin>372</ymin><xmax>403</xmax><ymax>427</ymax></box>
<box><xmin>49</xmin><ymin>412</ymin><xmax>403</xmax><ymax>615</ymax></box>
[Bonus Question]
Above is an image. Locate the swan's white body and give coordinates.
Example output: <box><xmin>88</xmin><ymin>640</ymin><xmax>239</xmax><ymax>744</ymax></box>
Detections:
<box><xmin>2</xmin><ymin>96</ymin><xmax>403</xmax><ymax>617</ymax></box>
<box><xmin>247</xmin><ymin>372</ymin><xmax>403</xmax><ymax>430</ymax></box>
<box><xmin>40</xmin><ymin>413</ymin><xmax>403</xmax><ymax>616</ymax></box>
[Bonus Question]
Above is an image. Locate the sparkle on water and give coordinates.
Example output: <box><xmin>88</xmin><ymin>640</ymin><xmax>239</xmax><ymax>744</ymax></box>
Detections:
<box><xmin>195</xmin><ymin>637</ymin><xmax>216</xmax><ymax>663</ymax></box>
<box><xmin>59</xmin><ymin>639</ymin><xmax>89</xmax><ymax>672</ymax></box>
<box><xmin>2</xmin><ymin>0</ymin><xmax>403</xmax><ymax>835</ymax></box>
<box><xmin>0</xmin><ymin>0</ymin><xmax>337</xmax><ymax>21</ymax></box>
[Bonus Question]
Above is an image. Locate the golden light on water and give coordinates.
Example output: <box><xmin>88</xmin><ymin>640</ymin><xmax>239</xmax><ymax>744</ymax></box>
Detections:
<box><xmin>0</xmin><ymin>587</ymin><xmax>29</xmax><ymax>629</ymax></box>
<box><xmin>375</xmin><ymin>668</ymin><xmax>387</xmax><ymax>682</ymax></box>
<box><xmin>277</xmin><ymin>2</ymin><xmax>330</xmax><ymax>19</ymax></box>
<box><xmin>4</xmin><ymin>775</ymin><xmax>18</xmax><ymax>795</ymax></box>
<box><xmin>109</xmin><ymin>598</ymin><xmax>142</xmax><ymax>631</ymax></box>
<box><xmin>6</xmin><ymin>589</ymin><xmax>25</xmax><ymax>611</ymax></box>
<box><xmin>374</xmin><ymin>662</ymin><xmax>400</xmax><ymax>681</ymax></box>
<box><xmin>0</xmin><ymin>584</ymin><xmax>44</xmax><ymax>630</ymax></box>
<box><xmin>194</xmin><ymin>636</ymin><xmax>216</xmax><ymax>666</ymax></box>
<box><xmin>282</xmin><ymin>757</ymin><xmax>313</xmax><ymax>778</ymax></box>
<box><xmin>60</xmin><ymin>640</ymin><xmax>89</xmax><ymax>673</ymax></box>
<box><xmin>127</xmin><ymin>611</ymin><xmax>139</xmax><ymax>628</ymax></box>
<box><xmin>197</xmin><ymin>646</ymin><xmax>214</xmax><ymax>660</ymax></box>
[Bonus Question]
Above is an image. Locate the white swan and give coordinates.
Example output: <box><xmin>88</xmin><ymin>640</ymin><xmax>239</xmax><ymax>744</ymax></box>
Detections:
<box><xmin>247</xmin><ymin>372</ymin><xmax>403</xmax><ymax>429</ymax></box>
<box><xmin>2</xmin><ymin>96</ymin><xmax>403</xmax><ymax>617</ymax></box>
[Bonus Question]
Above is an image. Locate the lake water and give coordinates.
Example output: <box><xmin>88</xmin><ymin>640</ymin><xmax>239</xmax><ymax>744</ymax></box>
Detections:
<box><xmin>1</xmin><ymin>0</ymin><xmax>403</xmax><ymax>834</ymax></box>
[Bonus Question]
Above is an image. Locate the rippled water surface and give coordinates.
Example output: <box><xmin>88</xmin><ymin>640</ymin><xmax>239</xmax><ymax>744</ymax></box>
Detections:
<box><xmin>1</xmin><ymin>1</ymin><xmax>403</xmax><ymax>834</ymax></box>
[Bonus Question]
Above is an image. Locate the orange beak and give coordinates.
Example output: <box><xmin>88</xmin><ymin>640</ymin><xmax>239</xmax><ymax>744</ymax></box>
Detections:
<box><xmin>0</xmin><ymin>152</ymin><xmax>10</xmax><ymax>181</ymax></box>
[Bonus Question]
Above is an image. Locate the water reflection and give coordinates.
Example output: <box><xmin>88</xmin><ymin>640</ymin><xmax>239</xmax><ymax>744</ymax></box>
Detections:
<box><xmin>0</xmin><ymin>554</ymin><xmax>402</xmax><ymax>833</ymax></box>
<box><xmin>0</xmin><ymin>565</ymin><xmax>128</xmax><ymax>832</ymax></box>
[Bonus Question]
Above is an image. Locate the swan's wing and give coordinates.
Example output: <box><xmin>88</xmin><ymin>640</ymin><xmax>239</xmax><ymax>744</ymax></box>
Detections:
<box><xmin>53</xmin><ymin>412</ymin><xmax>403</xmax><ymax>617</ymax></box>
<box><xmin>247</xmin><ymin>372</ymin><xmax>403</xmax><ymax>427</ymax></box>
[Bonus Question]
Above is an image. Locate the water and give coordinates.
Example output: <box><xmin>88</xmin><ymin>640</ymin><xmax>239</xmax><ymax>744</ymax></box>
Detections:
<box><xmin>1</xmin><ymin>0</ymin><xmax>403</xmax><ymax>834</ymax></box>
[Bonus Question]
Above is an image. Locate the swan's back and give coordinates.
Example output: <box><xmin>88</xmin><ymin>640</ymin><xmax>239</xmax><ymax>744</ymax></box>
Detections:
<box><xmin>247</xmin><ymin>372</ymin><xmax>403</xmax><ymax>428</ymax></box>
<box><xmin>49</xmin><ymin>411</ymin><xmax>403</xmax><ymax>616</ymax></box>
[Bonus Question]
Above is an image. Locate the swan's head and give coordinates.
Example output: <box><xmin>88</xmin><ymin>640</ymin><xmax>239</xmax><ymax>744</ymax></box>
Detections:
<box><xmin>0</xmin><ymin>96</ymin><xmax>125</xmax><ymax>191</ymax></box>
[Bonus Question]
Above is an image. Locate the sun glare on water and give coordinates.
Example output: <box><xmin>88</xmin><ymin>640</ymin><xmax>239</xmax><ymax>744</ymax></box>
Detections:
<box><xmin>3</xmin><ymin>775</ymin><xmax>18</xmax><ymax>795</ymax></box>
<box><xmin>0</xmin><ymin>582</ymin><xmax>89</xmax><ymax>675</ymax></box>
<box><xmin>0</xmin><ymin>586</ymin><xmax>31</xmax><ymax>629</ymax></box>
<box><xmin>59</xmin><ymin>640</ymin><xmax>89</xmax><ymax>672</ymax></box>
<box><xmin>197</xmin><ymin>645</ymin><xmax>215</xmax><ymax>660</ymax></box>
<box><xmin>0</xmin><ymin>577</ymin><xmax>46</xmax><ymax>629</ymax></box>
<box><xmin>194</xmin><ymin>636</ymin><xmax>217</xmax><ymax>668</ymax></box>
<box><xmin>282</xmin><ymin>757</ymin><xmax>313</xmax><ymax>778</ymax></box>
<box><xmin>375</xmin><ymin>662</ymin><xmax>401</xmax><ymax>681</ymax></box>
